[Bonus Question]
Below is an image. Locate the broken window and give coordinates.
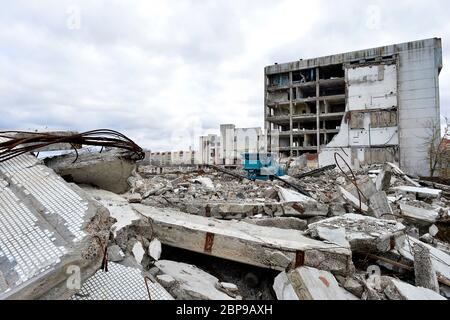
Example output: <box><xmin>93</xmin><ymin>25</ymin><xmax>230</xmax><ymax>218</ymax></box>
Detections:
<box><xmin>269</xmin><ymin>73</ymin><xmax>289</xmax><ymax>86</ymax></box>
<box><xmin>349</xmin><ymin>111</ymin><xmax>365</xmax><ymax>129</ymax></box>
<box><xmin>292</xmin><ymin>69</ymin><xmax>315</xmax><ymax>83</ymax></box>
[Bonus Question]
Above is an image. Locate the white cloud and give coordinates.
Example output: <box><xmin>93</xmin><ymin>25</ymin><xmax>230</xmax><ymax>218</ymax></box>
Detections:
<box><xmin>0</xmin><ymin>0</ymin><xmax>448</xmax><ymax>151</ymax></box>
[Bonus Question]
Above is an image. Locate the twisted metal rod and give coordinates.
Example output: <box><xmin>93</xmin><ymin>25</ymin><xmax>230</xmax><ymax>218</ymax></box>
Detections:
<box><xmin>0</xmin><ymin>129</ymin><xmax>145</xmax><ymax>163</ymax></box>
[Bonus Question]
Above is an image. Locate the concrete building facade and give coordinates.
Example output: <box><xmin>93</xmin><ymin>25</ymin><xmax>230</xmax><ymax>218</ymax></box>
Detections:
<box><xmin>148</xmin><ymin>149</ymin><xmax>196</xmax><ymax>166</ymax></box>
<box><xmin>264</xmin><ymin>38</ymin><xmax>442</xmax><ymax>176</ymax></box>
<box><xmin>198</xmin><ymin>124</ymin><xmax>267</xmax><ymax>165</ymax></box>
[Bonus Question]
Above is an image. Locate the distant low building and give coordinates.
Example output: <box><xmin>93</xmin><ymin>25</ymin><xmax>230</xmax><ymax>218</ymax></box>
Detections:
<box><xmin>198</xmin><ymin>124</ymin><xmax>267</xmax><ymax>165</ymax></box>
<box><xmin>148</xmin><ymin>149</ymin><xmax>196</xmax><ymax>166</ymax></box>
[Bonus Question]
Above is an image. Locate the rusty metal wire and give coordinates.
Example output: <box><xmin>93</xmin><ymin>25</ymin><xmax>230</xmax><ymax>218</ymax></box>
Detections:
<box><xmin>333</xmin><ymin>152</ymin><xmax>367</xmax><ymax>213</ymax></box>
<box><xmin>0</xmin><ymin>129</ymin><xmax>144</xmax><ymax>163</ymax></box>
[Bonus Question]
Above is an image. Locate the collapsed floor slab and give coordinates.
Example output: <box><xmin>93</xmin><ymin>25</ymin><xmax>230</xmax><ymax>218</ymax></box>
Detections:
<box><xmin>154</xmin><ymin>260</ymin><xmax>235</xmax><ymax>300</ymax></box>
<box><xmin>134</xmin><ymin>204</ymin><xmax>353</xmax><ymax>275</ymax></box>
<box><xmin>306</xmin><ymin>214</ymin><xmax>406</xmax><ymax>253</ymax></box>
<box><xmin>0</xmin><ymin>146</ymin><xmax>112</xmax><ymax>299</ymax></box>
<box><xmin>274</xmin><ymin>267</ymin><xmax>358</xmax><ymax>300</ymax></box>
<box><xmin>85</xmin><ymin>188</ymin><xmax>354</xmax><ymax>275</ymax></box>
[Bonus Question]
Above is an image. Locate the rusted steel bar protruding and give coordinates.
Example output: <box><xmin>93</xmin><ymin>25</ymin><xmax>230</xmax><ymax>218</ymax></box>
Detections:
<box><xmin>204</xmin><ymin>232</ymin><xmax>215</xmax><ymax>253</ymax></box>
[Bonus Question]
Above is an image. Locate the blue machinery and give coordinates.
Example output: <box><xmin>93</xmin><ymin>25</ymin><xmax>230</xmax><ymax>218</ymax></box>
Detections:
<box><xmin>242</xmin><ymin>153</ymin><xmax>285</xmax><ymax>181</ymax></box>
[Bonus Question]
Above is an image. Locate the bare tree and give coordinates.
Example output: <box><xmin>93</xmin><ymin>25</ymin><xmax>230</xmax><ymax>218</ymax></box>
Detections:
<box><xmin>422</xmin><ymin>117</ymin><xmax>449</xmax><ymax>177</ymax></box>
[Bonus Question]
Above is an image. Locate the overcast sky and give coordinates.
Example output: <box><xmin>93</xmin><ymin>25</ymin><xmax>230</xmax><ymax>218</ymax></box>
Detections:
<box><xmin>0</xmin><ymin>0</ymin><xmax>449</xmax><ymax>151</ymax></box>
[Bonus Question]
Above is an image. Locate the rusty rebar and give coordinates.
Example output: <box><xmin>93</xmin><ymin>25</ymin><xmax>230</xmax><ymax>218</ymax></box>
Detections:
<box><xmin>0</xmin><ymin>129</ymin><xmax>144</xmax><ymax>163</ymax></box>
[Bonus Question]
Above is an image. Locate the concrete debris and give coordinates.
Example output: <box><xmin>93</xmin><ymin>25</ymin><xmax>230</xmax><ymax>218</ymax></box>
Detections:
<box><xmin>429</xmin><ymin>224</ymin><xmax>439</xmax><ymax>237</ymax></box>
<box><xmin>216</xmin><ymin>282</ymin><xmax>241</xmax><ymax>298</ymax></box>
<box><xmin>393</xmin><ymin>186</ymin><xmax>442</xmax><ymax>199</ymax></box>
<box><xmin>71</xmin><ymin>262</ymin><xmax>173</xmax><ymax>300</ymax></box>
<box><xmin>108</xmin><ymin>245</ymin><xmax>125</xmax><ymax>262</ymax></box>
<box><xmin>84</xmin><ymin>185</ymin><xmax>140</xmax><ymax>236</ymax></box>
<box><xmin>133</xmin><ymin>203</ymin><xmax>354</xmax><ymax>275</ymax></box>
<box><xmin>148</xmin><ymin>238</ymin><xmax>162</xmax><ymax>261</ymax></box>
<box><xmin>375</xmin><ymin>164</ymin><xmax>392</xmax><ymax>191</ymax></box>
<box><xmin>244</xmin><ymin>217</ymin><xmax>308</xmax><ymax>230</ymax></box>
<box><xmin>284</xmin><ymin>266</ymin><xmax>358</xmax><ymax>300</ymax></box>
<box><xmin>386</xmin><ymin>162</ymin><xmax>421</xmax><ymax>187</ymax></box>
<box><xmin>307</xmin><ymin>214</ymin><xmax>406</xmax><ymax>253</ymax></box>
<box><xmin>132</xmin><ymin>242</ymin><xmax>145</xmax><ymax>264</ymax></box>
<box><xmin>335</xmin><ymin>274</ymin><xmax>365</xmax><ymax>298</ymax></box>
<box><xmin>154</xmin><ymin>260</ymin><xmax>235</xmax><ymax>300</ymax></box>
<box><xmin>368</xmin><ymin>191</ymin><xmax>394</xmax><ymax>219</ymax></box>
<box><xmin>400</xmin><ymin>203</ymin><xmax>440</xmax><ymax>224</ymax></box>
<box><xmin>339</xmin><ymin>186</ymin><xmax>369</xmax><ymax>212</ymax></box>
<box><xmin>380</xmin><ymin>276</ymin><xmax>445</xmax><ymax>300</ymax></box>
<box><xmin>397</xmin><ymin>235</ymin><xmax>450</xmax><ymax>285</ymax></box>
<box><xmin>413</xmin><ymin>242</ymin><xmax>440</xmax><ymax>292</ymax></box>
<box><xmin>0</xmin><ymin>147</ymin><xmax>113</xmax><ymax>300</ymax></box>
<box><xmin>3</xmin><ymin>146</ymin><xmax>449</xmax><ymax>300</ymax></box>
<box><xmin>192</xmin><ymin>177</ymin><xmax>215</xmax><ymax>191</ymax></box>
<box><xmin>45</xmin><ymin>149</ymin><xmax>138</xmax><ymax>194</ymax></box>
<box><xmin>277</xmin><ymin>186</ymin><xmax>314</xmax><ymax>203</ymax></box>
<box><xmin>127</xmin><ymin>193</ymin><xmax>143</xmax><ymax>203</ymax></box>
<box><xmin>307</xmin><ymin>226</ymin><xmax>350</xmax><ymax>248</ymax></box>
<box><xmin>156</xmin><ymin>274</ymin><xmax>176</xmax><ymax>287</ymax></box>
<box><xmin>273</xmin><ymin>272</ymin><xmax>299</xmax><ymax>300</ymax></box>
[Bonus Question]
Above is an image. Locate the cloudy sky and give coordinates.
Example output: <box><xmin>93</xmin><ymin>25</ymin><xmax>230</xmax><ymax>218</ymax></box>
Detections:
<box><xmin>0</xmin><ymin>0</ymin><xmax>449</xmax><ymax>151</ymax></box>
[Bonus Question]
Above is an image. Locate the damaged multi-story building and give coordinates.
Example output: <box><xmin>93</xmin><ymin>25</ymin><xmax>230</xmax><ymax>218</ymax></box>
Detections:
<box><xmin>264</xmin><ymin>38</ymin><xmax>443</xmax><ymax>176</ymax></box>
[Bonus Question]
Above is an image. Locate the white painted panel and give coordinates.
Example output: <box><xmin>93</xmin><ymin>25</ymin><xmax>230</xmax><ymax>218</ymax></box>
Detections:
<box><xmin>347</xmin><ymin>64</ymin><xmax>398</xmax><ymax>110</ymax></box>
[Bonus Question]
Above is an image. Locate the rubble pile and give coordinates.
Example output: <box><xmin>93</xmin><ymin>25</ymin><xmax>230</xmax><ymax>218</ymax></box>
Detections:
<box><xmin>1</xmin><ymin>145</ymin><xmax>449</xmax><ymax>300</ymax></box>
<box><xmin>110</xmin><ymin>160</ymin><xmax>449</xmax><ymax>300</ymax></box>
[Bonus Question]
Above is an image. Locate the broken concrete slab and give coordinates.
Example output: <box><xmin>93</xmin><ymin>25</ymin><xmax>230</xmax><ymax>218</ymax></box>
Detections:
<box><xmin>307</xmin><ymin>226</ymin><xmax>350</xmax><ymax>248</ymax></box>
<box><xmin>287</xmin><ymin>266</ymin><xmax>358</xmax><ymax>300</ymax></box>
<box><xmin>132</xmin><ymin>241</ymin><xmax>145</xmax><ymax>264</ymax></box>
<box><xmin>393</xmin><ymin>186</ymin><xmax>442</xmax><ymax>199</ymax></box>
<box><xmin>397</xmin><ymin>235</ymin><xmax>450</xmax><ymax>285</ymax></box>
<box><xmin>45</xmin><ymin>149</ymin><xmax>137</xmax><ymax>194</ymax></box>
<box><xmin>381</xmin><ymin>276</ymin><xmax>445</xmax><ymax>300</ymax></box>
<box><xmin>155</xmin><ymin>260</ymin><xmax>234</xmax><ymax>300</ymax></box>
<box><xmin>368</xmin><ymin>191</ymin><xmax>394</xmax><ymax>219</ymax></box>
<box><xmin>107</xmin><ymin>245</ymin><xmax>125</xmax><ymax>262</ymax></box>
<box><xmin>307</xmin><ymin>214</ymin><xmax>406</xmax><ymax>253</ymax></box>
<box><xmin>375</xmin><ymin>165</ymin><xmax>392</xmax><ymax>191</ymax></box>
<box><xmin>0</xmin><ymin>147</ymin><xmax>113</xmax><ymax>300</ymax></box>
<box><xmin>399</xmin><ymin>203</ymin><xmax>440</xmax><ymax>224</ymax></box>
<box><xmin>192</xmin><ymin>177</ymin><xmax>215</xmax><ymax>191</ymax></box>
<box><xmin>156</xmin><ymin>274</ymin><xmax>176</xmax><ymax>287</ymax></box>
<box><xmin>127</xmin><ymin>193</ymin><xmax>142</xmax><ymax>203</ymax></box>
<box><xmin>148</xmin><ymin>238</ymin><xmax>162</xmax><ymax>261</ymax></box>
<box><xmin>335</xmin><ymin>274</ymin><xmax>365</xmax><ymax>298</ymax></box>
<box><xmin>276</xmin><ymin>186</ymin><xmax>328</xmax><ymax>217</ymax></box>
<box><xmin>216</xmin><ymin>282</ymin><xmax>240</xmax><ymax>298</ymax></box>
<box><xmin>351</xmin><ymin>176</ymin><xmax>377</xmax><ymax>199</ymax></box>
<box><xmin>386</xmin><ymin>162</ymin><xmax>421</xmax><ymax>187</ymax></box>
<box><xmin>277</xmin><ymin>186</ymin><xmax>314</xmax><ymax>203</ymax></box>
<box><xmin>83</xmin><ymin>185</ymin><xmax>140</xmax><ymax>237</ymax></box>
<box><xmin>413</xmin><ymin>242</ymin><xmax>440</xmax><ymax>292</ymax></box>
<box><xmin>132</xmin><ymin>203</ymin><xmax>354</xmax><ymax>275</ymax></box>
<box><xmin>339</xmin><ymin>186</ymin><xmax>369</xmax><ymax>212</ymax></box>
<box><xmin>244</xmin><ymin>217</ymin><xmax>307</xmax><ymax>230</ymax></box>
<box><xmin>273</xmin><ymin>271</ymin><xmax>299</xmax><ymax>300</ymax></box>
<box><xmin>71</xmin><ymin>262</ymin><xmax>173</xmax><ymax>300</ymax></box>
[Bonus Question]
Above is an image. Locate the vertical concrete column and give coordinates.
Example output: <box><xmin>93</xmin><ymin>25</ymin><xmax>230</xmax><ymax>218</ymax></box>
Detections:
<box><xmin>315</xmin><ymin>68</ymin><xmax>320</xmax><ymax>156</ymax></box>
<box><xmin>289</xmin><ymin>72</ymin><xmax>293</xmax><ymax>156</ymax></box>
